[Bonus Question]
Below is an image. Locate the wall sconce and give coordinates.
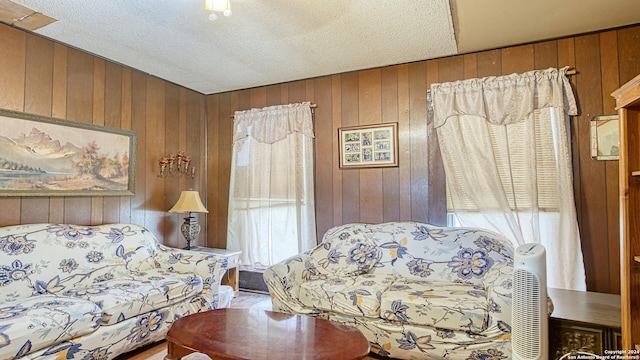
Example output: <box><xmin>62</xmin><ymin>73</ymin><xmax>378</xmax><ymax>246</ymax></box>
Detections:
<box><xmin>158</xmin><ymin>151</ymin><xmax>195</xmax><ymax>179</ymax></box>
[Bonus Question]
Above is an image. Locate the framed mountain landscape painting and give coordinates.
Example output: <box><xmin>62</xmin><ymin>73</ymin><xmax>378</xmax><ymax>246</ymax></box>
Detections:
<box><xmin>0</xmin><ymin>109</ymin><xmax>136</xmax><ymax>197</ymax></box>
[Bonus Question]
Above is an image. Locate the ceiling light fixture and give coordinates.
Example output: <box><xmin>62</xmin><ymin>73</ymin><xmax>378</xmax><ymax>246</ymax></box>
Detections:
<box><xmin>205</xmin><ymin>0</ymin><xmax>231</xmax><ymax>21</ymax></box>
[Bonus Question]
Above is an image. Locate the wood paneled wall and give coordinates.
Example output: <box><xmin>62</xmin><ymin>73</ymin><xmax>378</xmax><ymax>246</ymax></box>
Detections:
<box><xmin>0</xmin><ymin>24</ymin><xmax>207</xmax><ymax>248</ymax></box>
<box><xmin>206</xmin><ymin>25</ymin><xmax>640</xmax><ymax>294</ymax></box>
<box><xmin>205</xmin><ymin>69</ymin><xmax>446</xmax><ymax>250</ymax></box>
<box><xmin>1</xmin><ymin>22</ymin><xmax>639</xmax><ymax>293</ymax></box>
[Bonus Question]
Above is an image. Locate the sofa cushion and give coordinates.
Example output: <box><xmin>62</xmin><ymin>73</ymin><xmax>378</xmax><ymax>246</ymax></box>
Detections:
<box><xmin>0</xmin><ymin>295</ymin><xmax>102</xmax><ymax>359</ymax></box>
<box><xmin>62</xmin><ymin>270</ymin><xmax>204</xmax><ymax>325</ymax></box>
<box><xmin>309</xmin><ymin>225</ymin><xmax>380</xmax><ymax>276</ymax></box>
<box><xmin>299</xmin><ymin>273</ymin><xmax>395</xmax><ymax>318</ymax></box>
<box><xmin>380</xmin><ymin>277</ymin><xmax>489</xmax><ymax>333</ymax></box>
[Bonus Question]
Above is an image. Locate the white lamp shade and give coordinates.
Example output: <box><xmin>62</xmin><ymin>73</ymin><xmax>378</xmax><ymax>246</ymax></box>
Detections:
<box><xmin>169</xmin><ymin>191</ymin><xmax>208</xmax><ymax>213</ymax></box>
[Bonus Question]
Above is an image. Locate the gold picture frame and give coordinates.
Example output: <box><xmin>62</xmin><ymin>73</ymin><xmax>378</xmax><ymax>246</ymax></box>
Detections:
<box><xmin>0</xmin><ymin>109</ymin><xmax>137</xmax><ymax>197</ymax></box>
<box><xmin>338</xmin><ymin>122</ymin><xmax>398</xmax><ymax>169</ymax></box>
<box><xmin>590</xmin><ymin>115</ymin><xmax>619</xmax><ymax>161</ymax></box>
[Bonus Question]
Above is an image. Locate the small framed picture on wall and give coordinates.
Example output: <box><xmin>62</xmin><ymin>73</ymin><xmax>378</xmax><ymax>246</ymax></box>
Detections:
<box><xmin>338</xmin><ymin>122</ymin><xmax>398</xmax><ymax>169</ymax></box>
<box><xmin>590</xmin><ymin>114</ymin><xmax>619</xmax><ymax>161</ymax></box>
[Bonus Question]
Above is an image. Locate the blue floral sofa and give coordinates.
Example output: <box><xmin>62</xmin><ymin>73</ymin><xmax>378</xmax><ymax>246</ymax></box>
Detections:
<box><xmin>0</xmin><ymin>223</ymin><xmax>228</xmax><ymax>360</ymax></box>
<box><xmin>264</xmin><ymin>222</ymin><xmax>514</xmax><ymax>359</ymax></box>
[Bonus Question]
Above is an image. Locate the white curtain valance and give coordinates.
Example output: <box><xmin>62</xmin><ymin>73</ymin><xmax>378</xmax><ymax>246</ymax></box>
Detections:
<box><xmin>233</xmin><ymin>101</ymin><xmax>314</xmax><ymax>144</ymax></box>
<box><xmin>430</xmin><ymin>67</ymin><xmax>578</xmax><ymax>128</ymax></box>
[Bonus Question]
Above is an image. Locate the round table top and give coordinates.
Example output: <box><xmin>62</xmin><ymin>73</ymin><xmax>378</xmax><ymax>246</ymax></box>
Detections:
<box><xmin>166</xmin><ymin>308</ymin><xmax>370</xmax><ymax>360</ymax></box>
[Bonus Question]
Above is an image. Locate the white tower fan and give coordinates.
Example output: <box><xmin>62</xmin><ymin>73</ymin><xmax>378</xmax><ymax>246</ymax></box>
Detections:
<box><xmin>512</xmin><ymin>243</ymin><xmax>548</xmax><ymax>360</ymax></box>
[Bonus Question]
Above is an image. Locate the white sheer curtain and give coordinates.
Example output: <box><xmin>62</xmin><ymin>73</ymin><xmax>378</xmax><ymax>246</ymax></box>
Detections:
<box><xmin>227</xmin><ymin>102</ymin><xmax>317</xmax><ymax>269</ymax></box>
<box><xmin>431</xmin><ymin>67</ymin><xmax>586</xmax><ymax>291</ymax></box>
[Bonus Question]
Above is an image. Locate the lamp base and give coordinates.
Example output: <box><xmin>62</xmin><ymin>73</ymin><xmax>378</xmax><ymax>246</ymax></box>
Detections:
<box><xmin>180</xmin><ymin>213</ymin><xmax>201</xmax><ymax>250</ymax></box>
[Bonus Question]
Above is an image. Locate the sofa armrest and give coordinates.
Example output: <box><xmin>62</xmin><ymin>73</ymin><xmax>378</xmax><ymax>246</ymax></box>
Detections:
<box><xmin>152</xmin><ymin>244</ymin><xmax>228</xmax><ymax>308</ymax></box>
<box><xmin>263</xmin><ymin>252</ymin><xmax>325</xmax><ymax>314</ymax></box>
<box><xmin>483</xmin><ymin>261</ymin><xmax>513</xmax><ymax>331</ymax></box>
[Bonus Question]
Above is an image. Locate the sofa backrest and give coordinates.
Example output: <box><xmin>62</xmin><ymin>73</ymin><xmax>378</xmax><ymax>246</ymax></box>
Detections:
<box><xmin>317</xmin><ymin>222</ymin><xmax>514</xmax><ymax>286</ymax></box>
<box><xmin>0</xmin><ymin>223</ymin><xmax>158</xmax><ymax>303</ymax></box>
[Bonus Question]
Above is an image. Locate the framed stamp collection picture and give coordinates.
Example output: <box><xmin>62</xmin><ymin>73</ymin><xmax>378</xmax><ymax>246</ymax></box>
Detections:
<box><xmin>338</xmin><ymin>122</ymin><xmax>398</xmax><ymax>169</ymax></box>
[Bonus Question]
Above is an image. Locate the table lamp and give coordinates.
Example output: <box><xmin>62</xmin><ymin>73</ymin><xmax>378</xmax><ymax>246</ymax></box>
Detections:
<box><xmin>169</xmin><ymin>190</ymin><xmax>208</xmax><ymax>249</ymax></box>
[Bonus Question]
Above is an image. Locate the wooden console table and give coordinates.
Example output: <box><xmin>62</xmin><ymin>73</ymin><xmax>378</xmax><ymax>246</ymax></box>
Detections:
<box><xmin>548</xmin><ymin>288</ymin><xmax>621</xmax><ymax>358</ymax></box>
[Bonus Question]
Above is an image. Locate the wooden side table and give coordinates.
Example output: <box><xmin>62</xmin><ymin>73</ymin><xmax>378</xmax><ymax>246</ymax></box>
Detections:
<box><xmin>191</xmin><ymin>247</ymin><xmax>242</xmax><ymax>296</ymax></box>
<box><xmin>548</xmin><ymin>288</ymin><xmax>621</xmax><ymax>358</ymax></box>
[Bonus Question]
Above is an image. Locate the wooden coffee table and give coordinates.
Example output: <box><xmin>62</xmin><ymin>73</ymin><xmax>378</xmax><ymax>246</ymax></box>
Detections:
<box><xmin>165</xmin><ymin>308</ymin><xmax>370</xmax><ymax>360</ymax></box>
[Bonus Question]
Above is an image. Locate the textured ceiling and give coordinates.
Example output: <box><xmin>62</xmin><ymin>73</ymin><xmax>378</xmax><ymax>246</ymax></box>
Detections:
<box><xmin>4</xmin><ymin>0</ymin><xmax>640</xmax><ymax>94</ymax></box>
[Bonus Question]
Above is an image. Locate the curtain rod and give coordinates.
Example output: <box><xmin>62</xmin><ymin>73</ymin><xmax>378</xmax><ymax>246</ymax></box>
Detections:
<box><xmin>426</xmin><ymin>68</ymin><xmax>577</xmax><ymax>94</ymax></box>
<box><xmin>230</xmin><ymin>103</ymin><xmax>317</xmax><ymax>118</ymax></box>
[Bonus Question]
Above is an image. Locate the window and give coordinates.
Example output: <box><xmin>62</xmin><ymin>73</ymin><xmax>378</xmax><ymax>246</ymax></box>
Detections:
<box><xmin>227</xmin><ymin>103</ymin><xmax>317</xmax><ymax>269</ymax></box>
<box><xmin>431</xmin><ymin>67</ymin><xmax>586</xmax><ymax>290</ymax></box>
